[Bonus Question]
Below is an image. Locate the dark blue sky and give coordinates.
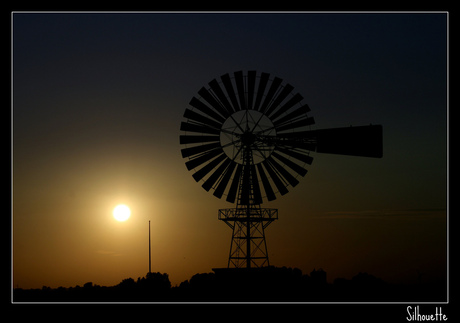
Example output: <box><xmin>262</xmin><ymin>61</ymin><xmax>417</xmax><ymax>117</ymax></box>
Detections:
<box><xmin>13</xmin><ymin>12</ymin><xmax>447</xmax><ymax>288</ymax></box>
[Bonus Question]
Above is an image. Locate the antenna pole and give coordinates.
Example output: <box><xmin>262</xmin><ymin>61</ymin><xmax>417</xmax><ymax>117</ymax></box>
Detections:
<box><xmin>149</xmin><ymin>220</ymin><xmax>151</xmax><ymax>274</ymax></box>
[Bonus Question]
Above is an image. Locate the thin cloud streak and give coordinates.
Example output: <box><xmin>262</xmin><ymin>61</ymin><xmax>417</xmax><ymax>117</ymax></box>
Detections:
<box><xmin>320</xmin><ymin>208</ymin><xmax>447</xmax><ymax>219</ymax></box>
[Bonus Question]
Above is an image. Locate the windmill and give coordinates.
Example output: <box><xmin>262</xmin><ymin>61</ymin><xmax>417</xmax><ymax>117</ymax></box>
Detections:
<box><xmin>180</xmin><ymin>71</ymin><xmax>382</xmax><ymax>269</ymax></box>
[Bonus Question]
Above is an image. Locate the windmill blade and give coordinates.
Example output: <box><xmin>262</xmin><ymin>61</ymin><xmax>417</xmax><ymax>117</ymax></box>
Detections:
<box><xmin>259</xmin><ymin>77</ymin><xmax>283</xmax><ymax>114</ymax></box>
<box><xmin>247</xmin><ymin>71</ymin><xmax>256</xmax><ymax>110</ymax></box>
<box><xmin>234</xmin><ymin>71</ymin><xmax>247</xmax><ymax>111</ymax></box>
<box><xmin>180</xmin><ymin>122</ymin><xmax>221</xmax><ymax>135</ymax></box>
<box><xmin>251</xmin><ymin>165</ymin><xmax>263</xmax><ymax>205</ymax></box>
<box><xmin>192</xmin><ymin>153</ymin><xmax>227</xmax><ymax>182</ymax></box>
<box><xmin>315</xmin><ymin>125</ymin><xmax>383</xmax><ymax>158</ymax></box>
<box><xmin>272</xmin><ymin>102</ymin><xmax>310</xmax><ymax>126</ymax></box>
<box><xmin>213</xmin><ymin>160</ymin><xmax>237</xmax><ymax>199</ymax></box>
<box><xmin>202</xmin><ymin>157</ymin><xmax>233</xmax><ymax>191</ymax></box>
<box><xmin>183</xmin><ymin>108</ymin><xmax>222</xmax><ymax>130</ymax></box>
<box><xmin>266</xmin><ymin>156</ymin><xmax>300</xmax><ymax>187</ymax></box>
<box><xmin>256</xmin><ymin>163</ymin><xmax>276</xmax><ymax>201</ymax></box>
<box><xmin>254</xmin><ymin>72</ymin><xmax>270</xmax><ymax>111</ymax></box>
<box><xmin>270</xmin><ymin>93</ymin><xmax>305</xmax><ymax>121</ymax></box>
<box><xmin>209</xmin><ymin>79</ymin><xmax>235</xmax><ymax>115</ymax></box>
<box><xmin>275</xmin><ymin>117</ymin><xmax>315</xmax><ymax>132</ymax></box>
<box><xmin>262</xmin><ymin>159</ymin><xmax>289</xmax><ymax>196</ymax></box>
<box><xmin>180</xmin><ymin>135</ymin><xmax>220</xmax><ymax>145</ymax></box>
<box><xmin>221</xmin><ymin>73</ymin><xmax>240</xmax><ymax>112</ymax></box>
<box><xmin>181</xmin><ymin>142</ymin><xmax>222</xmax><ymax>158</ymax></box>
<box><xmin>271</xmin><ymin>151</ymin><xmax>308</xmax><ymax>177</ymax></box>
<box><xmin>226</xmin><ymin>164</ymin><xmax>243</xmax><ymax>203</ymax></box>
<box><xmin>189</xmin><ymin>97</ymin><xmax>226</xmax><ymax>124</ymax></box>
<box><xmin>198</xmin><ymin>87</ymin><xmax>230</xmax><ymax>118</ymax></box>
<box><xmin>265</xmin><ymin>83</ymin><xmax>294</xmax><ymax>117</ymax></box>
<box><xmin>185</xmin><ymin>148</ymin><xmax>223</xmax><ymax>170</ymax></box>
<box><xmin>275</xmin><ymin>146</ymin><xmax>313</xmax><ymax>165</ymax></box>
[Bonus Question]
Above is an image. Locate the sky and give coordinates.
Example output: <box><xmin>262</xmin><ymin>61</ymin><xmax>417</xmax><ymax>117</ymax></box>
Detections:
<box><xmin>12</xmin><ymin>12</ymin><xmax>447</xmax><ymax>289</ymax></box>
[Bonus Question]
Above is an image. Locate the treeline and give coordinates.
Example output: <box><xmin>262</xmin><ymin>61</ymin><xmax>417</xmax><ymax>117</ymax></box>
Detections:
<box><xmin>14</xmin><ymin>272</ymin><xmax>172</xmax><ymax>302</ymax></box>
<box><xmin>13</xmin><ymin>267</ymin><xmax>446</xmax><ymax>302</ymax></box>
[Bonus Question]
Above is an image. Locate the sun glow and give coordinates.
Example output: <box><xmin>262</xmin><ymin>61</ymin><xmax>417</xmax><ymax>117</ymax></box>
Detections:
<box><xmin>113</xmin><ymin>204</ymin><xmax>131</xmax><ymax>222</ymax></box>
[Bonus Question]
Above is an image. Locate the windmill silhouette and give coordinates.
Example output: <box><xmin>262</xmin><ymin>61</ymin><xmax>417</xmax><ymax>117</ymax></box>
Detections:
<box><xmin>180</xmin><ymin>70</ymin><xmax>382</xmax><ymax>269</ymax></box>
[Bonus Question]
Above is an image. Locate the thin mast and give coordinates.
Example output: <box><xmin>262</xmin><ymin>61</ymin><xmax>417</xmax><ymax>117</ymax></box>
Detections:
<box><xmin>149</xmin><ymin>220</ymin><xmax>151</xmax><ymax>274</ymax></box>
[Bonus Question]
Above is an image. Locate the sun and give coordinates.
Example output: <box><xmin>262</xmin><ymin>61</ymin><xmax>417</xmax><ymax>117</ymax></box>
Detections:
<box><xmin>113</xmin><ymin>204</ymin><xmax>131</xmax><ymax>222</ymax></box>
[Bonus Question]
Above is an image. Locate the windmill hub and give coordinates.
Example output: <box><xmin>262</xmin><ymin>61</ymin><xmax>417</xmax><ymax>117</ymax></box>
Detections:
<box><xmin>241</xmin><ymin>131</ymin><xmax>256</xmax><ymax>146</ymax></box>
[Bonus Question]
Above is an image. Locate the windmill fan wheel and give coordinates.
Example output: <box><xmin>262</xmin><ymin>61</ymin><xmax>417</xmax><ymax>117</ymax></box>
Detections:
<box><xmin>180</xmin><ymin>70</ymin><xmax>315</xmax><ymax>204</ymax></box>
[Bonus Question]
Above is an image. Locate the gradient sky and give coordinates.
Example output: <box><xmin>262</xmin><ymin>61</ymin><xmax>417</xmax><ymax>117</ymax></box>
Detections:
<box><xmin>12</xmin><ymin>12</ymin><xmax>447</xmax><ymax>289</ymax></box>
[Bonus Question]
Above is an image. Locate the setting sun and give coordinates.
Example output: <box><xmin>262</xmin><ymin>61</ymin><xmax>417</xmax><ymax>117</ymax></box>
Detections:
<box><xmin>113</xmin><ymin>204</ymin><xmax>131</xmax><ymax>222</ymax></box>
